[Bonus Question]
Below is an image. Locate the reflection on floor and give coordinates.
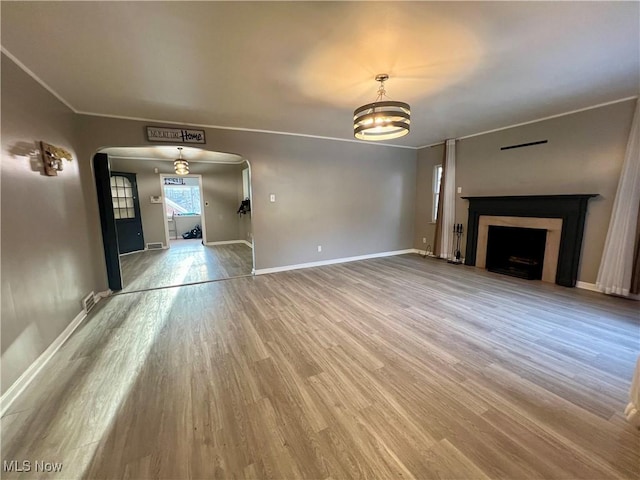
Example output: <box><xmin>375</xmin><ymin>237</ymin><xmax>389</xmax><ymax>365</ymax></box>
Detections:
<box><xmin>119</xmin><ymin>239</ymin><xmax>253</xmax><ymax>292</ymax></box>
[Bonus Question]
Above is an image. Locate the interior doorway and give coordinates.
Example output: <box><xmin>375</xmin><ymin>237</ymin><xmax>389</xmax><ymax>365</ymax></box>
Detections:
<box><xmin>160</xmin><ymin>174</ymin><xmax>207</xmax><ymax>245</ymax></box>
<box><xmin>93</xmin><ymin>146</ymin><xmax>254</xmax><ymax>293</ymax></box>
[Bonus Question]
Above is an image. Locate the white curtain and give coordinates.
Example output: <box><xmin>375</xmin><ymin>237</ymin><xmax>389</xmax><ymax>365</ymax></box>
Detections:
<box><xmin>440</xmin><ymin>139</ymin><xmax>457</xmax><ymax>259</ymax></box>
<box><xmin>596</xmin><ymin>100</ymin><xmax>640</xmax><ymax>296</ymax></box>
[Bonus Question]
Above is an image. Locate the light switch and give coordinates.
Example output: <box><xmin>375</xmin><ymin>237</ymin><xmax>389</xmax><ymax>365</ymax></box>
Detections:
<box><xmin>270</xmin><ymin>194</ymin><xmax>276</xmax><ymax>202</ymax></box>
<box><xmin>457</xmin><ymin>186</ymin><xmax>462</xmax><ymax>194</ymax></box>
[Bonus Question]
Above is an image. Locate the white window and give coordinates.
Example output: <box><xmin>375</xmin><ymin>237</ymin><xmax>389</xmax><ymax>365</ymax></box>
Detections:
<box><xmin>433</xmin><ymin>164</ymin><xmax>443</xmax><ymax>222</ymax></box>
<box><xmin>164</xmin><ymin>185</ymin><xmax>202</xmax><ymax>217</ymax></box>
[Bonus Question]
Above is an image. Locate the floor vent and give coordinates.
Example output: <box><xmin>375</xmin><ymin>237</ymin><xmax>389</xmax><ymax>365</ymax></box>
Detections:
<box><xmin>82</xmin><ymin>292</ymin><xmax>96</xmax><ymax>314</ymax></box>
<box><xmin>147</xmin><ymin>242</ymin><xmax>164</xmax><ymax>250</ymax></box>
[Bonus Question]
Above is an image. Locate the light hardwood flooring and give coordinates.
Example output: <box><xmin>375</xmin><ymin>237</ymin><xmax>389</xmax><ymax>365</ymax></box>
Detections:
<box><xmin>119</xmin><ymin>240</ymin><xmax>253</xmax><ymax>292</ymax></box>
<box><xmin>2</xmin><ymin>254</ymin><xmax>639</xmax><ymax>479</ymax></box>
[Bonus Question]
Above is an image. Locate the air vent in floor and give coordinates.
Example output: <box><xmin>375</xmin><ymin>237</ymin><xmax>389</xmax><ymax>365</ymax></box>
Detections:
<box><xmin>147</xmin><ymin>242</ymin><xmax>164</xmax><ymax>250</ymax></box>
<box><xmin>82</xmin><ymin>292</ymin><xmax>96</xmax><ymax>313</ymax></box>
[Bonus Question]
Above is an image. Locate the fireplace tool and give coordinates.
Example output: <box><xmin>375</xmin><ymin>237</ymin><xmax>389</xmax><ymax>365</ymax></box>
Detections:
<box><xmin>448</xmin><ymin>223</ymin><xmax>464</xmax><ymax>264</ymax></box>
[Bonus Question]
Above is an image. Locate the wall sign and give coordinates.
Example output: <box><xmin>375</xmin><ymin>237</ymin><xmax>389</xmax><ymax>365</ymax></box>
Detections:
<box><xmin>147</xmin><ymin>126</ymin><xmax>206</xmax><ymax>144</ymax></box>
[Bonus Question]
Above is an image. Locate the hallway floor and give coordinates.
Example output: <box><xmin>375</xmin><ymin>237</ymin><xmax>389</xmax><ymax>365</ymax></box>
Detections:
<box><xmin>119</xmin><ymin>240</ymin><xmax>253</xmax><ymax>292</ymax></box>
<box><xmin>1</xmin><ymin>255</ymin><xmax>639</xmax><ymax>479</ymax></box>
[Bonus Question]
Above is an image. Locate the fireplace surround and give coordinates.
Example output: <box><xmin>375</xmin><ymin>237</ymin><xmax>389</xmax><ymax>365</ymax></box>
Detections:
<box><xmin>463</xmin><ymin>195</ymin><xmax>597</xmax><ymax>287</ymax></box>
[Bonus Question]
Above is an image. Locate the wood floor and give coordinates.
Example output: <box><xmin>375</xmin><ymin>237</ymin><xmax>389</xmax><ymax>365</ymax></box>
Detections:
<box><xmin>2</xmin><ymin>254</ymin><xmax>639</xmax><ymax>479</ymax></box>
<box><xmin>119</xmin><ymin>240</ymin><xmax>253</xmax><ymax>292</ymax></box>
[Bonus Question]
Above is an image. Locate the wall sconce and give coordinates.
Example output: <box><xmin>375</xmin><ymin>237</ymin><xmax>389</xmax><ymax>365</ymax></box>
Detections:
<box><xmin>40</xmin><ymin>141</ymin><xmax>73</xmax><ymax>176</ymax></box>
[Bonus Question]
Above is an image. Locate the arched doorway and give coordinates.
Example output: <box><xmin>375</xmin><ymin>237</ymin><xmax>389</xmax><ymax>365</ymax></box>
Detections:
<box><xmin>93</xmin><ymin>146</ymin><xmax>254</xmax><ymax>292</ymax></box>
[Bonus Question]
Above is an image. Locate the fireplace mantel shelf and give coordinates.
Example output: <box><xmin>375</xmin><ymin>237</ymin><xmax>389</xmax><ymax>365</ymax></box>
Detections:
<box><xmin>463</xmin><ymin>194</ymin><xmax>598</xmax><ymax>287</ymax></box>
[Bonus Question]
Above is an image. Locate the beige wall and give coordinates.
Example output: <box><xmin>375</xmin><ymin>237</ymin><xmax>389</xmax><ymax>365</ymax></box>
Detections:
<box><xmin>201</xmin><ymin>163</ymin><xmax>244</xmax><ymax>243</ymax></box>
<box><xmin>422</xmin><ymin>99</ymin><xmax>635</xmax><ymax>284</ymax></box>
<box><xmin>75</xmin><ymin>116</ymin><xmax>417</xmax><ymax>270</ymax></box>
<box><xmin>1</xmin><ymin>54</ymin><xmax>106</xmax><ymax>394</ymax></box>
<box><xmin>414</xmin><ymin>144</ymin><xmax>445</xmax><ymax>252</ymax></box>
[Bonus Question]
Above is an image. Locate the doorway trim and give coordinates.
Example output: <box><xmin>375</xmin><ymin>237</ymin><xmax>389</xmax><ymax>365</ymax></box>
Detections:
<box><xmin>160</xmin><ymin>173</ymin><xmax>208</xmax><ymax>247</ymax></box>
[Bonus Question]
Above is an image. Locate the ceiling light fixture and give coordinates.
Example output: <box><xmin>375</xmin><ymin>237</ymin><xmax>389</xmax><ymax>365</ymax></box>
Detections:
<box><xmin>353</xmin><ymin>74</ymin><xmax>410</xmax><ymax>141</ymax></box>
<box><xmin>174</xmin><ymin>147</ymin><xmax>189</xmax><ymax>175</ymax></box>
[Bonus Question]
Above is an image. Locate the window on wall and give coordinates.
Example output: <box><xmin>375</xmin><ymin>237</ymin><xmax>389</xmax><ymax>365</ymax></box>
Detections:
<box><xmin>164</xmin><ymin>185</ymin><xmax>202</xmax><ymax>217</ymax></box>
<box><xmin>433</xmin><ymin>164</ymin><xmax>443</xmax><ymax>222</ymax></box>
<box><xmin>111</xmin><ymin>175</ymin><xmax>134</xmax><ymax>219</ymax></box>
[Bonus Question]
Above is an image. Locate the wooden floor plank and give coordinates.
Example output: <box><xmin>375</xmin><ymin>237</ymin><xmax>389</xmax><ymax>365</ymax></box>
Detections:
<box><xmin>119</xmin><ymin>239</ymin><xmax>253</xmax><ymax>292</ymax></box>
<box><xmin>2</xmin><ymin>254</ymin><xmax>638</xmax><ymax>479</ymax></box>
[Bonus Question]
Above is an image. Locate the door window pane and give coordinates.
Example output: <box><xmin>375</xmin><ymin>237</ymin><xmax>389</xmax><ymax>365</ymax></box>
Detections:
<box><xmin>111</xmin><ymin>175</ymin><xmax>135</xmax><ymax>219</ymax></box>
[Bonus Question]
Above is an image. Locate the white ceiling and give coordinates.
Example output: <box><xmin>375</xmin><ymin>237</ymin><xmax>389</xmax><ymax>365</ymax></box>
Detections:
<box><xmin>2</xmin><ymin>1</ymin><xmax>638</xmax><ymax>148</ymax></box>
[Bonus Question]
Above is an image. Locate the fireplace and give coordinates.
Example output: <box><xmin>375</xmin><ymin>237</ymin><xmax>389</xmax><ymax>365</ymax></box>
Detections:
<box><xmin>486</xmin><ymin>226</ymin><xmax>546</xmax><ymax>280</ymax></box>
<box><xmin>463</xmin><ymin>195</ymin><xmax>597</xmax><ymax>287</ymax></box>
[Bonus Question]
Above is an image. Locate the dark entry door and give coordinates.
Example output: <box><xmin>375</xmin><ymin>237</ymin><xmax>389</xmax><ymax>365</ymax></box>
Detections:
<box><xmin>111</xmin><ymin>171</ymin><xmax>144</xmax><ymax>254</ymax></box>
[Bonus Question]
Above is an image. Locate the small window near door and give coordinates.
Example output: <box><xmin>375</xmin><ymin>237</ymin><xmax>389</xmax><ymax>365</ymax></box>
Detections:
<box><xmin>111</xmin><ymin>176</ymin><xmax>135</xmax><ymax>219</ymax></box>
<box><xmin>433</xmin><ymin>164</ymin><xmax>443</xmax><ymax>222</ymax></box>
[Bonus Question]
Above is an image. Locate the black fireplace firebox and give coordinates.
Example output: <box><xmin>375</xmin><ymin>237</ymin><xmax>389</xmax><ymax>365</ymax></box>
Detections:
<box><xmin>462</xmin><ymin>194</ymin><xmax>597</xmax><ymax>287</ymax></box>
<box><xmin>486</xmin><ymin>226</ymin><xmax>547</xmax><ymax>280</ymax></box>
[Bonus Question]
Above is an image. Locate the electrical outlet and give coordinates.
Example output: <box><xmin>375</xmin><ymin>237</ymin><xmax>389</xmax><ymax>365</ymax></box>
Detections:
<box><xmin>422</xmin><ymin>237</ymin><xmax>427</xmax><ymax>244</ymax></box>
<box><xmin>317</xmin><ymin>245</ymin><xmax>322</xmax><ymax>253</ymax></box>
<box><xmin>457</xmin><ymin>186</ymin><xmax>462</xmax><ymax>194</ymax></box>
<box><xmin>269</xmin><ymin>194</ymin><xmax>276</xmax><ymax>202</ymax></box>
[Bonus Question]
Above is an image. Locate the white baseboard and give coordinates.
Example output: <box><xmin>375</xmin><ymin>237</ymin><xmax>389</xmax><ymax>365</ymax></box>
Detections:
<box><xmin>254</xmin><ymin>249</ymin><xmax>416</xmax><ymax>275</ymax></box>
<box><xmin>241</xmin><ymin>240</ymin><xmax>253</xmax><ymax>249</ymax></box>
<box><xmin>0</xmin><ymin>289</ymin><xmax>111</xmax><ymax>417</ymax></box>
<box><xmin>576</xmin><ymin>281</ymin><xmax>601</xmax><ymax>292</ymax></box>
<box><xmin>206</xmin><ymin>240</ymin><xmax>251</xmax><ymax>247</ymax></box>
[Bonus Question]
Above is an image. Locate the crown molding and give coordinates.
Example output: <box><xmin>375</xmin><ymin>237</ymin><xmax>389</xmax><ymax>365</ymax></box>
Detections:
<box><xmin>415</xmin><ymin>96</ymin><xmax>639</xmax><ymax>149</ymax></box>
<box><xmin>77</xmin><ymin>111</ymin><xmax>418</xmax><ymax>150</ymax></box>
<box><xmin>4</xmin><ymin>47</ymin><xmax>636</xmax><ymax>152</ymax></box>
<box><xmin>1</xmin><ymin>46</ymin><xmax>78</xmax><ymax>113</ymax></box>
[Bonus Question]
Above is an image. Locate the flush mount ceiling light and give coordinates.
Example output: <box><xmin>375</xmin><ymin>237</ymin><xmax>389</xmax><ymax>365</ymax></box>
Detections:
<box><xmin>353</xmin><ymin>74</ymin><xmax>410</xmax><ymax>141</ymax></box>
<box><xmin>174</xmin><ymin>147</ymin><xmax>189</xmax><ymax>175</ymax></box>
